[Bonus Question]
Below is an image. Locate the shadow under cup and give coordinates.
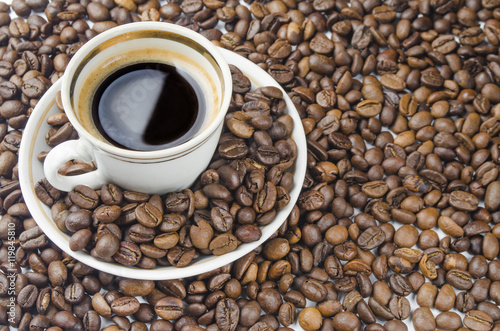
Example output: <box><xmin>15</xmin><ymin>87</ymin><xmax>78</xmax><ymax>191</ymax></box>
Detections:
<box><xmin>64</xmin><ymin>28</ymin><xmax>227</xmax><ymax>155</ymax></box>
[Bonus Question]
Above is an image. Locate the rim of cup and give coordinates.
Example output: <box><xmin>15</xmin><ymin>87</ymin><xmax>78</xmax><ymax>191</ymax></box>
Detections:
<box><xmin>61</xmin><ymin>22</ymin><xmax>232</xmax><ymax>160</ymax></box>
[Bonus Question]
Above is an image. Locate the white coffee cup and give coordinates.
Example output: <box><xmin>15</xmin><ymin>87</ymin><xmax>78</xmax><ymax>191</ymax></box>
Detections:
<box><xmin>43</xmin><ymin>22</ymin><xmax>232</xmax><ymax>194</ymax></box>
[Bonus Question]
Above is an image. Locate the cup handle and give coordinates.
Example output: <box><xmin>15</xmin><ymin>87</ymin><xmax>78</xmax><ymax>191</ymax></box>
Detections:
<box><xmin>43</xmin><ymin>139</ymin><xmax>107</xmax><ymax>192</ymax></box>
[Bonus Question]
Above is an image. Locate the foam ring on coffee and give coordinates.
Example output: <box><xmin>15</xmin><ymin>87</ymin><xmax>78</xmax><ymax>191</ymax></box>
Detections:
<box><xmin>70</xmin><ymin>31</ymin><xmax>223</xmax><ymax>150</ymax></box>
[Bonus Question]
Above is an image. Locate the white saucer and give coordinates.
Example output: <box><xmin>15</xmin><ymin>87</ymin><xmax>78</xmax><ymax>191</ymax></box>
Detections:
<box><xmin>18</xmin><ymin>48</ymin><xmax>307</xmax><ymax>280</ymax></box>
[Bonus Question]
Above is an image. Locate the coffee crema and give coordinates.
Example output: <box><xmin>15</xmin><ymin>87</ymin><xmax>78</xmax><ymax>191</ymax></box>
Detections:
<box><xmin>77</xmin><ymin>48</ymin><xmax>218</xmax><ymax>151</ymax></box>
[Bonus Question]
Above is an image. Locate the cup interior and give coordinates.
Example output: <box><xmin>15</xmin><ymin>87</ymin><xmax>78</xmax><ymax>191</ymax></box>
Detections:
<box><xmin>62</xmin><ymin>23</ymin><xmax>230</xmax><ymax>158</ymax></box>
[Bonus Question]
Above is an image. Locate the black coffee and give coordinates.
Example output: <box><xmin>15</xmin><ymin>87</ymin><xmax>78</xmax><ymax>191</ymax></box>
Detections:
<box><xmin>92</xmin><ymin>62</ymin><xmax>203</xmax><ymax>151</ymax></box>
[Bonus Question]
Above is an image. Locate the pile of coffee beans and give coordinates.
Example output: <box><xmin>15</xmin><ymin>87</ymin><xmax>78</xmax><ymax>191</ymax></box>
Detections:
<box><xmin>1</xmin><ymin>0</ymin><xmax>500</xmax><ymax>330</ymax></box>
<box><xmin>35</xmin><ymin>64</ymin><xmax>297</xmax><ymax>267</ymax></box>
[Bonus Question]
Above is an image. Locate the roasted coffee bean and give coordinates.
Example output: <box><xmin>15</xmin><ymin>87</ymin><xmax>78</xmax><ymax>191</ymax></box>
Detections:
<box><xmin>111</xmin><ymin>296</ymin><xmax>140</xmax><ymax>316</ymax></box>
<box><xmin>357</xmin><ymin>226</ymin><xmax>385</xmax><ymax>250</ymax></box>
<box><xmin>83</xmin><ymin>310</ymin><xmax>101</xmax><ymax>331</ymax></box>
<box><xmin>298</xmin><ymin>307</ymin><xmax>323</xmax><ymax>331</ymax></box>
<box><xmin>135</xmin><ymin>202</ymin><xmax>162</xmax><ymax>228</ymax></box>
<box><xmin>239</xmin><ymin>300</ymin><xmax>261</xmax><ymax>326</ymax></box>
<box><xmin>128</xmin><ymin>224</ymin><xmax>155</xmax><ymax>244</ymax></box>
<box><xmin>209</xmin><ymin>234</ymin><xmax>238</xmax><ymax>256</ymax></box>
<box><xmin>300</xmin><ymin>278</ymin><xmax>327</xmax><ymax>302</ymax></box>
<box><xmin>101</xmin><ymin>183</ymin><xmax>123</xmax><ymax>205</ymax></box>
<box><xmin>412</xmin><ymin>307</ymin><xmax>436</xmax><ymax>331</ymax></box>
<box><xmin>211</xmin><ymin>207</ymin><xmax>233</xmax><ymax>233</ymax></box>
<box><xmin>164</xmin><ymin>192</ymin><xmax>189</xmax><ymax>213</ymax></box>
<box><xmin>356</xmin><ymin>100</ymin><xmax>382</xmax><ymax>118</ymax></box>
<box><xmin>478</xmin><ymin>302</ymin><xmax>500</xmax><ymax>321</ymax></box>
<box><xmin>263</xmin><ymin>238</ymin><xmax>289</xmax><ymax>261</ymax></box>
<box><xmin>47</xmin><ymin>261</ymin><xmax>67</xmax><ymax>287</ymax></box>
<box><xmin>18</xmin><ymin>284</ymin><xmax>38</xmax><ymax>309</ymax></box>
<box><xmin>219</xmin><ymin>140</ymin><xmax>249</xmax><ymax>158</ymax></box>
<box><xmin>94</xmin><ymin>233</ymin><xmax>120</xmax><ymax>259</ymax></box>
<box><xmin>449</xmin><ymin>190</ymin><xmax>479</xmax><ymax>211</ymax></box>
<box><xmin>389</xmin><ymin>274</ymin><xmax>413</xmax><ymax>296</ymax></box>
<box><xmin>297</xmin><ymin>190</ymin><xmax>324</xmax><ymax>211</ymax></box>
<box><xmin>253</xmin><ymin>181</ymin><xmax>277</xmax><ymax>213</ymax></box>
<box><xmin>446</xmin><ymin>269</ymin><xmax>473</xmax><ymax>290</ymax></box>
<box><xmin>34</xmin><ymin>178</ymin><xmax>61</xmax><ymax>206</ymax></box>
<box><xmin>464</xmin><ymin>310</ymin><xmax>494</xmax><ymax>331</ymax></box>
<box><xmin>65</xmin><ymin>209</ymin><xmax>92</xmax><ymax>233</ymax></box>
<box><xmin>389</xmin><ymin>296</ymin><xmax>410</xmax><ymax>320</ymax></box>
<box><xmin>69</xmin><ymin>185</ymin><xmax>100</xmax><ymax>209</ymax></box>
<box><xmin>19</xmin><ymin>226</ymin><xmax>48</xmax><ymax>250</ymax></box>
<box><xmin>155</xmin><ymin>297</ymin><xmax>184</xmax><ymax>320</ymax></box>
<box><xmin>235</xmin><ymin>224</ymin><xmax>261</xmax><ymax>243</ymax></box>
<box><xmin>167</xmin><ymin>247</ymin><xmax>196</xmax><ymax>267</ymax></box>
<box><xmin>278</xmin><ymin>301</ymin><xmax>296</xmax><ymax>326</ymax></box>
<box><xmin>456</xmin><ymin>291</ymin><xmax>476</xmax><ymax>313</ymax></box>
<box><xmin>113</xmin><ymin>241</ymin><xmax>142</xmax><ymax>266</ymax></box>
<box><xmin>22</xmin><ymin>77</ymin><xmax>46</xmax><ymax>98</ymax></box>
<box><xmin>64</xmin><ymin>282</ymin><xmax>85</xmax><ymax>304</ymax></box>
<box><xmin>93</xmin><ymin>205</ymin><xmax>121</xmax><ymax>224</ymax></box>
<box><xmin>215</xmin><ymin>298</ymin><xmax>239</xmax><ymax>331</ymax></box>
